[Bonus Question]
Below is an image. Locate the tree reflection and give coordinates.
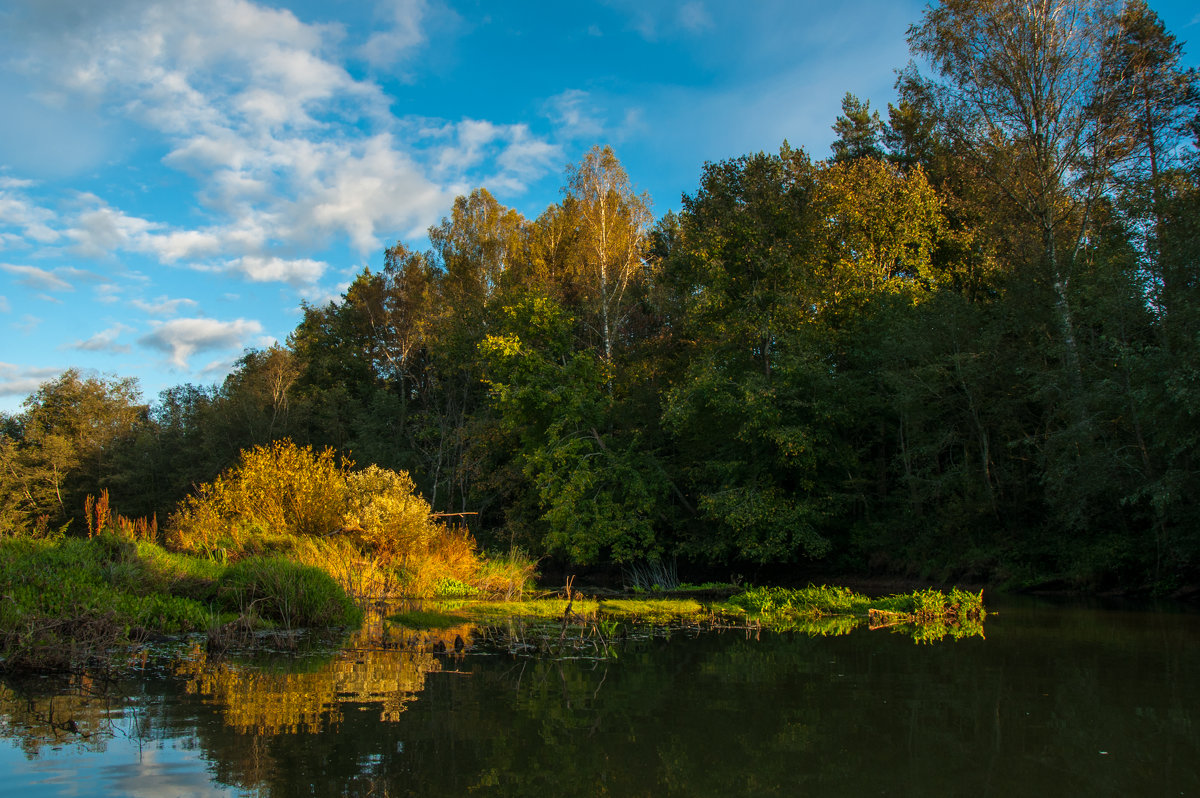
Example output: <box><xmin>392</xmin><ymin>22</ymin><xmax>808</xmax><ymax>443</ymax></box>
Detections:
<box><xmin>175</xmin><ymin>614</ymin><xmax>476</xmax><ymax>735</ymax></box>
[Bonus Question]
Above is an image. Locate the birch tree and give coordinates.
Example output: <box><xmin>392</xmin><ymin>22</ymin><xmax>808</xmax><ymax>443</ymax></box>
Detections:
<box><xmin>908</xmin><ymin>0</ymin><xmax>1120</xmax><ymax>384</ymax></box>
<box><xmin>564</xmin><ymin>146</ymin><xmax>653</xmax><ymax>365</ymax></box>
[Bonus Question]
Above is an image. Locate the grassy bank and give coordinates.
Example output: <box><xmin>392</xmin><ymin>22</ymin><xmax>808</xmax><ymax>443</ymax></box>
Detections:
<box><xmin>0</xmin><ymin>534</ymin><xmax>364</xmax><ymax>673</ymax></box>
<box><xmin>391</xmin><ymin>583</ymin><xmax>987</xmax><ymax>642</ymax></box>
<box><xmin>2</xmin><ymin>529</ymin><xmax>986</xmax><ymax>675</ymax></box>
<box><xmin>0</xmin><ymin>525</ymin><xmax>536</xmax><ymax>674</ymax></box>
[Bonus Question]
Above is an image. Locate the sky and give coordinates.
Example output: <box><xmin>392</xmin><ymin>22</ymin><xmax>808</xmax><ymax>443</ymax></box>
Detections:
<box><xmin>2</xmin><ymin>0</ymin><xmax>1198</xmax><ymax>413</ymax></box>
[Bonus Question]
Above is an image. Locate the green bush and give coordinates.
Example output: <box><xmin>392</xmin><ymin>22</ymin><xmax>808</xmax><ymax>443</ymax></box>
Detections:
<box><xmin>218</xmin><ymin>556</ymin><xmax>362</xmax><ymax>628</ymax></box>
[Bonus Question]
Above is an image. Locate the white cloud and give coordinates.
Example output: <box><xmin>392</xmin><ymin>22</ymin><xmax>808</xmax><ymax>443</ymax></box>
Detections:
<box><xmin>95</xmin><ymin>283</ymin><xmax>122</xmax><ymax>304</ymax></box>
<box><xmin>1</xmin><ymin>263</ymin><xmax>78</xmax><ymax>292</ymax></box>
<box><xmin>0</xmin><ymin>179</ymin><xmax>61</xmax><ymax>244</ymax></box>
<box><xmin>427</xmin><ymin>121</ymin><xmax>561</xmax><ymax>197</ymax></box>
<box><xmin>227</xmin><ymin>255</ymin><xmax>326</xmax><ymax>286</ymax></box>
<box><xmin>361</xmin><ymin>0</ymin><xmax>429</xmax><ymax>68</ymax></box>
<box><xmin>3</xmin><ymin>0</ymin><xmax>563</xmax><ymax>287</ymax></box>
<box><xmin>545</xmin><ymin>90</ymin><xmax>606</xmax><ymax>141</ymax></box>
<box><xmin>139</xmin><ymin>317</ymin><xmax>263</xmax><ymax>368</ymax></box>
<box><xmin>66</xmin><ymin>199</ymin><xmax>160</xmax><ymax>258</ymax></box>
<box><xmin>199</xmin><ymin>356</ymin><xmax>240</xmax><ymax>378</ymax></box>
<box><xmin>0</xmin><ymin>362</ymin><xmax>62</xmax><ymax>398</ymax></box>
<box><xmin>0</xmin><ymin>296</ymin><xmax>9</xmax><ymax>313</ymax></box>
<box><xmin>277</xmin><ymin>133</ymin><xmax>451</xmax><ymax>249</ymax></box>
<box><xmin>5</xmin><ymin>0</ymin><xmax>449</xmax><ymax>258</ymax></box>
<box><xmin>130</xmin><ymin>295</ymin><xmax>199</xmax><ymax>316</ymax></box>
<box><xmin>69</xmin><ymin>323</ymin><xmax>133</xmax><ymax>353</ymax></box>
<box><xmin>143</xmin><ymin>229</ymin><xmax>225</xmax><ymax>262</ymax></box>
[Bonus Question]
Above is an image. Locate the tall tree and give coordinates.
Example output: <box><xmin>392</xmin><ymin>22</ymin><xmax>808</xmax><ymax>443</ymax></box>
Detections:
<box><xmin>831</xmin><ymin>92</ymin><xmax>886</xmax><ymax>162</ymax></box>
<box><xmin>429</xmin><ymin>188</ymin><xmax>524</xmax><ymax>320</ymax></box>
<box><xmin>564</xmin><ymin>146</ymin><xmax>653</xmax><ymax>366</ymax></box>
<box><xmin>1092</xmin><ymin>0</ymin><xmax>1198</xmax><ymax>322</ymax></box>
<box><xmin>909</xmin><ymin>0</ymin><xmax>1120</xmax><ymax>385</ymax></box>
<box><xmin>1</xmin><ymin>370</ymin><xmax>146</xmax><ymax>528</ymax></box>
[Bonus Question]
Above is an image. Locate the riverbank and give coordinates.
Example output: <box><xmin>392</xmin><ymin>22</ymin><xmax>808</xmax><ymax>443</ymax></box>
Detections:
<box><xmin>1</xmin><ymin>534</ymin><xmax>989</xmax><ymax>674</ymax></box>
<box><xmin>0</xmin><ymin>534</ymin><xmax>364</xmax><ymax>674</ymax></box>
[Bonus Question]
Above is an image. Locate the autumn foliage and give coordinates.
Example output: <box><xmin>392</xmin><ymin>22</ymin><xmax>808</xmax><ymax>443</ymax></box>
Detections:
<box><xmin>168</xmin><ymin>440</ymin><xmax>527</xmax><ymax>597</ymax></box>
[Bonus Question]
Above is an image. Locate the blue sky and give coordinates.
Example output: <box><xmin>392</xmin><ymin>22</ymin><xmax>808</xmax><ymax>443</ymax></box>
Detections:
<box><xmin>2</xmin><ymin>0</ymin><xmax>1198</xmax><ymax>413</ymax></box>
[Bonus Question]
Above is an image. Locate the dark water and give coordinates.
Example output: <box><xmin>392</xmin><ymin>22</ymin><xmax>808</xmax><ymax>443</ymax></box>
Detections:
<box><xmin>1</xmin><ymin>597</ymin><xmax>1196</xmax><ymax>797</ymax></box>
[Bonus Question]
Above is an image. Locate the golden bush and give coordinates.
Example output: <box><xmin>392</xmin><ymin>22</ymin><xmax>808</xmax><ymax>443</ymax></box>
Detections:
<box><xmin>341</xmin><ymin>465</ymin><xmax>440</xmax><ymax>560</ymax></box>
<box><xmin>165</xmin><ymin>440</ymin><xmax>529</xmax><ymax>598</ymax></box>
<box><xmin>170</xmin><ymin>441</ymin><xmax>353</xmax><ymax>553</ymax></box>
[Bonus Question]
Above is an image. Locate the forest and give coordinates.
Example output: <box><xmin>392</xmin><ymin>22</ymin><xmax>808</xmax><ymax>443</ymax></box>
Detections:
<box><xmin>2</xmin><ymin>0</ymin><xmax>1198</xmax><ymax>594</ymax></box>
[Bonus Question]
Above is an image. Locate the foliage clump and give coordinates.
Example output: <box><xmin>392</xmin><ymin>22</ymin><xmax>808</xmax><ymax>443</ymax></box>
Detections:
<box><xmin>726</xmin><ymin>584</ymin><xmax>986</xmax><ymax>642</ymax></box>
<box><xmin>169</xmin><ymin>440</ymin><xmax>533</xmax><ymax>599</ymax></box>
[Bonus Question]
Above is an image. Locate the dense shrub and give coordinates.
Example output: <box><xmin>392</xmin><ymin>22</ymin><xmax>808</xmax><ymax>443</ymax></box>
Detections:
<box><xmin>169</xmin><ymin>440</ymin><xmax>534</xmax><ymax>598</ymax></box>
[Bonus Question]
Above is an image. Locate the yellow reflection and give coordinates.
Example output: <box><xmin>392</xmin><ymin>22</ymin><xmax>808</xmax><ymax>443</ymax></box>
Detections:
<box><xmin>0</xmin><ymin>673</ymin><xmax>116</xmax><ymax>755</ymax></box>
<box><xmin>175</xmin><ymin>615</ymin><xmax>477</xmax><ymax>735</ymax></box>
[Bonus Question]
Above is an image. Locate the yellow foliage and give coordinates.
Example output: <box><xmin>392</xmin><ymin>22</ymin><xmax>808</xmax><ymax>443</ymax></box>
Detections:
<box><xmin>175</xmin><ymin>616</ymin><xmax>459</xmax><ymax>734</ymax></box>
<box><xmin>169</xmin><ymin>441</ymin><xmax>355</xmax><ymax>551</ymax></box>
<box><xmin>341</xmin><ymin>465</ymin><xmax>438</xmax><ymax>560</ymax></box>
<box><xmin>167</xmin><ymin>440</ymin><xmax>532</xmax><ymax>598</ymax></box>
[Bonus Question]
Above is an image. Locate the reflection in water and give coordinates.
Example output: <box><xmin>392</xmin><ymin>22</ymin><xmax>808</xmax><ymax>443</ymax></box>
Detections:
<box><xmin>0</xmin><ymin>674</ymin><xmax>126</xmax><ymax>757</ymax></box>
<box><xmin>1</xmin><ymin>599</ymin><xmax>1197</xmax><ymax>797</ymax></box>
<box><xmin>175</xmin><ymin>613</ymin><xmax>475</xmax><ymax>734</ymax></box>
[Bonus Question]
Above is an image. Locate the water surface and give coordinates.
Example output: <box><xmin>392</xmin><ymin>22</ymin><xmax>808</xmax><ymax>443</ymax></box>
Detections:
<box><xmin>1</xmin><ymin>597</ymin><xmax>1195</xmax><ymax>797</ymax></box>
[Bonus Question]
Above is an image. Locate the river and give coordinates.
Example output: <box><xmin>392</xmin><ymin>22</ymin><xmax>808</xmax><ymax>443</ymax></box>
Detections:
<box><xmin>1</xmin><ymin>595</ymin><xmax>1195</xmax><ymax>797</ymax></box>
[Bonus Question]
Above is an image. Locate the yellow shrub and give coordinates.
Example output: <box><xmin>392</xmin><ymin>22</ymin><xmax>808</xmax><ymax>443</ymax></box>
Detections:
<box><xmin>169</xmin><ymin>441</ymin><xmax>351</xmax><ymax>553</ymax></box>
<box><xmin>167</xmin><ymin>439</ymin><xmax>528</xmax><ymax>598</ymax></box>
<box><xmin>341</xmin><ymin>466</ymin><xmax>440</xmax><ymax>560</ymax></box>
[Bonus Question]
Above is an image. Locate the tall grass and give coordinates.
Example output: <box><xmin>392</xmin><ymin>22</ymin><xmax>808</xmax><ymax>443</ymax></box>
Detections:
<box><xmin>219</xmin><ymin>556</ymin><xmax>361</xmax><ymax>629</ymax></box>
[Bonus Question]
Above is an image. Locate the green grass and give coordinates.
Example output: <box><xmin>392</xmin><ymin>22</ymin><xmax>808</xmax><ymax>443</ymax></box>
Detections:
<box><xmin>396</xmin><ymin>587</ymin><xmax>985</xmax><ymax>638</ymax></box>
<box><xmin>456</xmin><ymin>598</ymin><xmax>601</xmax><ymax>621</ymax></box>
<box><xmin>599</xmin><ymin>598</ymin><xmax>707</xmax><ymax>619</ymax></box>
<box><xmin>0</xmin><ymin>535</ymin><xmax>364</xmax><ymax>674</ymax></box>
<box><xmin>219</xmin><ymin>556</ymin><xmax>363</xmax><ymax>628</ymax></box>
<box><xmin>387</xmin><ymin>609</ymin><xmax>471</xmax><ymax>629</ymax></box>
<box><xmin>723</xmin><ymin>584</ymin><xmax>987</xmax><ymax>642</ymax></box>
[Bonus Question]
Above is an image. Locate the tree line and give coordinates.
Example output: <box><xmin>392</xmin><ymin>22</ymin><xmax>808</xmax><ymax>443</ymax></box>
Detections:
<box><xmin>3</xmin><ymin>0</ymin><xmax>1197</xmax><ymax>590</ymax></box>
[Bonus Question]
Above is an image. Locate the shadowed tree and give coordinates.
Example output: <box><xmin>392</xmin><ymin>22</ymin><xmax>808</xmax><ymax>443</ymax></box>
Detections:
<box><xmin>909</xmin><ymin>0</ymin><xmax>1122</xmax><ymax>388</ymax></box>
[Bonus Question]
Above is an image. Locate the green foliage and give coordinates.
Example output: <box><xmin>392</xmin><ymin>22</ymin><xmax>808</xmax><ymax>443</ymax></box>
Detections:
<box><xmin>218</xmin><ymin>556</ymin><xmax>362</xmax><ymax>628</ymax></box>
<box><xmin>1</xmin><ymin>371</ymin><xmax>147</xmax><ymax>532</ymax></box>
<box><xmin>433</xmin><ymin>577</ymin><xmax>480</xmax><ymax>598</ymax></box>
<box><xmin>728</xmin><ymin>584</ymin><xmax>985</xmax><ymax>621</ymax></box>
<box><xmin>480</xmin><ymin>293</ymin><xmax>665</xmax><ymax>563</ymax></box>
<box><xmin>831</xmin><ymin>92</ymin><xmax>885</xmax><ymax>162</ymax></box>
<box><xmin>5</xmin><ymin>9</ymin><xmax>1199</xmax><ymax>592</ymax></box>
<box><xmin>387</xmin><ymin>608</ymin><xmax>471</xmax><ymax>630</ymax></box>
<box><xmin>0</xmin><ymin>537</ymin><xmax>213</xmax><ymax>672</ymax></box>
